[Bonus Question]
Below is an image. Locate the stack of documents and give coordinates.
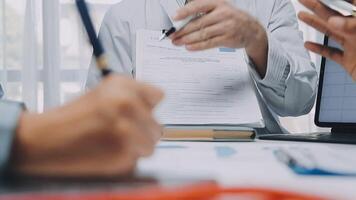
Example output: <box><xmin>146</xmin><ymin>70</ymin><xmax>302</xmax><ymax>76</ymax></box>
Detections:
<box><xmin>136</xmin><ymin>30</ymin><xmax>264</xmax><ymax>129</ymax></box>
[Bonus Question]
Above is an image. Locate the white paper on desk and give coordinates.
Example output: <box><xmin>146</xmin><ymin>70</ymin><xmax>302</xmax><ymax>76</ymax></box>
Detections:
<box><xmin>136</xmin><ymin>30</ymin><xmax>264</xmax><ymax>128</ymax></box>
<box><xmin>285</xmin><ymin>145</ymin><xmax>356</xmax><ymax>175</ymax></box>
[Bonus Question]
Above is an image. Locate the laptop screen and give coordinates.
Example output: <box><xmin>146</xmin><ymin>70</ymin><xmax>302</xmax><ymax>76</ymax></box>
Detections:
<box><xmin>315</xmin><ymin>37</ymin><xmax>356</xmax><ymax>126</ymax></box>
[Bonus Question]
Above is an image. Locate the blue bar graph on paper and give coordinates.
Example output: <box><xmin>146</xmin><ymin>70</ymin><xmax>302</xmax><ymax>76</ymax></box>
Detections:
<box><xmin>219</xmin><ymin>48</ymin><xmax>236</xmax><ymax>53</ymax></box>
<box><xmin>215</xmin><ymin>146</ymin><xmax>237</xmax><ymax>158</ymax></box>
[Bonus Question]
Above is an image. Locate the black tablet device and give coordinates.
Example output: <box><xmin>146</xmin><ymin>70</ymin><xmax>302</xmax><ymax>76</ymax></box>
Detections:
<box><xmin>259</xmin><ymin>37</ymin><xmax>356</xmax><ymax>144</ymax></box>
<box><xmin>314</xmin><ymin>37</ymin><xmax>356</xmax><ymax>127</ymax></box>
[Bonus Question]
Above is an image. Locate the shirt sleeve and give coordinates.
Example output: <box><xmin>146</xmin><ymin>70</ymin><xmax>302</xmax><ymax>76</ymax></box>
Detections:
<box><xmin>0</xmin><ymin>100</ymin><xmax>24</xmax><ymax>173</ymax></box>
<box><xmin>86</xmin><ymin>8</ymin><xmax>134</xmax><ymax>89</ymax></box>
<box><xmin>249</xmin><ymin>0</ymin><xmax>318</xmax><ymax>117</ymax></box>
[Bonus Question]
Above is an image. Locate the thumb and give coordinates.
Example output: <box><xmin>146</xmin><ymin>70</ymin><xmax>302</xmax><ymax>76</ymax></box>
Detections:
<box><xmin>139</xmin><ymin>84</ymin><xmax>164</xmax><ymax>109</ymax></box>
<box><xmin>329</xmin><ymin>16</ymin><xmax>356</xmax><ymax>33</ymax></box>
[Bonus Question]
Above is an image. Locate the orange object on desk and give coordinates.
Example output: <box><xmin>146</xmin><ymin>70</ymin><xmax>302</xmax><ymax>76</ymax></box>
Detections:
<box><xmin>0</xmin><ymin>182</ymin><xmax>329</xmax><ymax>200</ymax></box>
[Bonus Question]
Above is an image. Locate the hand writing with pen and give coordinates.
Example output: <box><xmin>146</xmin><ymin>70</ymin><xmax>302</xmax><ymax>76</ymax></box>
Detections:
<box><xmin>12</xmin><ymin>76</ymin><xmax>163</xmax><ymax>178</ymax></box>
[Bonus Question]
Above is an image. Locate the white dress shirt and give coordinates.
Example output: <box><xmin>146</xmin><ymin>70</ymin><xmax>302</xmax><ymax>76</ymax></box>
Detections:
<box><xmin>86</xmin><ymin>0</ymin><xmax>318</xmax><ymax>134</ymax></box>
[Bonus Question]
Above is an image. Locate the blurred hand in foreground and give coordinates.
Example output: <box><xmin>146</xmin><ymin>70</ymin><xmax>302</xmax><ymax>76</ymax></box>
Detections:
<box><xmin>11</xmin><ymin>75</ymin><xmax>163</xmax><ymax>178</ymax></box>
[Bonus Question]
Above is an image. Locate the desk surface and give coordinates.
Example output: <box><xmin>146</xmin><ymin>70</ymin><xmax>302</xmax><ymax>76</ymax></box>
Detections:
<box><xmin>138</xmin><ymin>140</ymin><xmax>356</xmax><ymax>200</ymax></box>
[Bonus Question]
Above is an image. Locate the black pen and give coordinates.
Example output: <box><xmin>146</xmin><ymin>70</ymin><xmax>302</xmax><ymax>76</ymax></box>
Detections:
<box><xmin>75</xmin><ymin>0</ymin><xmax>112</xmax><ymax>77</ymax></box>
<box><xmin>159</xmin><ymin>0</ymin><xmax>198</xmax><ymax>41</ymax></box>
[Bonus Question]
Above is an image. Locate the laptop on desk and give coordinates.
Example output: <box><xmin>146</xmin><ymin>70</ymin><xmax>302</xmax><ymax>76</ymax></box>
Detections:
<box><xmin>259</xmin><ymin>37</ymin><xmax>356</xmax><ymax>144</ymax></box>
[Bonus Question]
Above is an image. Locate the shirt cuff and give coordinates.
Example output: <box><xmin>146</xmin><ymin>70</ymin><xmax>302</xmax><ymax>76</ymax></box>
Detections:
<box><xmin>246</xmin><ymin>34</ymin><xmax>290</xmax><ymax>86</ymax></box>
<box><xmin>0</xmin><ymin>100</ymin><xmax>24</xmax><ymax>174</ymax></box>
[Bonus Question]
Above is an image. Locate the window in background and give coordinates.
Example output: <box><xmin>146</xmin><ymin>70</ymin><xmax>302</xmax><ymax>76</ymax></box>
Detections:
<box><xmin>59</xmin><ymin>0</ymin><xmax>120</xmax><ymax>103</ymax></box>
<box><xmin>0</xmin><ymin>0</ymin><xmax>26</xmax><ymax>104</ymax></box>
<box><xmin>0</xmin><ymin>0</ymin><xmax>121</xmax><ymax>112</ymax></box>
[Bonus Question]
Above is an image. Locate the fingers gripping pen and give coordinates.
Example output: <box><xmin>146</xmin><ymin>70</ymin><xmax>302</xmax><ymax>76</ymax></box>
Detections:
<box><xmin>159</xmin><ymin>14</ymin><xmax>197</xmax><ymax>41</ymax></box>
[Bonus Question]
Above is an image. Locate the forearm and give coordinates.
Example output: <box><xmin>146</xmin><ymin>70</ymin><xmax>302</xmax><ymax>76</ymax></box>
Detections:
<box><xmin>245</xmin><ymin>22</ymin><xmax>268</xmax><ymax>79</ymax></box>
<box><xmin>6</xmin><ymin>75</ymin><xmax>162</xmax><ymax>178</ymax></box>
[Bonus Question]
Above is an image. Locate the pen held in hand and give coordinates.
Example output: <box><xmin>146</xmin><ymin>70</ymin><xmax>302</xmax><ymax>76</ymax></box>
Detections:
<box><xmin>159</xmin><ymin>15</ymin><xmax>197</xmax><ymax>41</ymax></box>
<box><xmin>75</xmin><ymin>0</ymin><xmax>112</xmax><ymax>77</ymax></box>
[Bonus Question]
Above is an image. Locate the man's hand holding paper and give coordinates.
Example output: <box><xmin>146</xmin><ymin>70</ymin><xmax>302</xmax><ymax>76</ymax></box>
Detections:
<box><xmin>170</xmin><ymin>0</ymin><xmax>268</xmax><ymax>78</ymax></box>
<box><xmin>87</xmin><ymin>0</ymin><xmax>318</xmax><ymax>134</ymax></box>
<box><xmin>136</xmin><ymin>30</ymin><xmax>263</xmax><ymax>128</ymax></box>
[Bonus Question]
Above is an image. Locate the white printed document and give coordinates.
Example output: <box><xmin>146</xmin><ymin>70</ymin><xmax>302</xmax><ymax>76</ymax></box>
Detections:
<box><xmin>136</xmin><ymin>30</ymin><xmax>264</xmax><ymax>128</ymax></box>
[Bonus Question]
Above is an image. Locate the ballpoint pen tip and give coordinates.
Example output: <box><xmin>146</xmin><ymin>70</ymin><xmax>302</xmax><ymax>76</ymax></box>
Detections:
<box><xmin>159</xmin><ymin>34</ymin><xmax>166</xmax><ymax>41</ymax></box>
